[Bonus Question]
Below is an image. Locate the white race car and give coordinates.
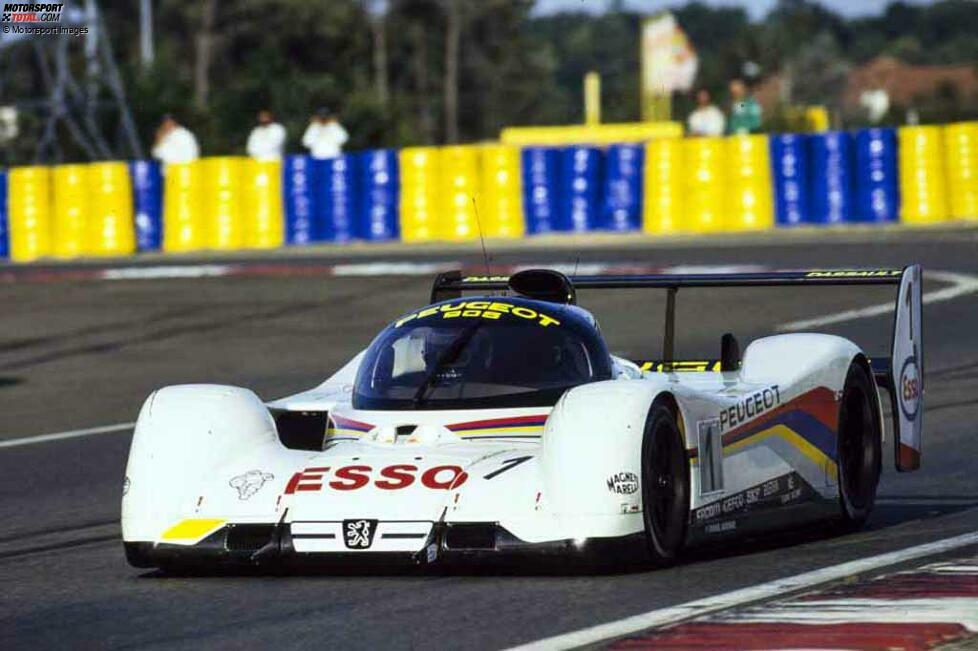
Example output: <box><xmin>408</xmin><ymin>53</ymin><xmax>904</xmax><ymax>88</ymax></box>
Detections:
<box><xmin>122</xmin><ymin>267</ymin><xmax>923</xmax><ymax>570</ymax></box>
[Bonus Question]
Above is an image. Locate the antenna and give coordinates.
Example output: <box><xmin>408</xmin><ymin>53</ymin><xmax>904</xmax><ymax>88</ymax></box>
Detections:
<box><xmin>572</xmin><ymin>255</ymin><xmax>581</xmax><ymax>279</ymax></box>
<box><xmin>471</xmin><ymin>196</ymin><xmax>491</xmax><ymax>279</ymax></box>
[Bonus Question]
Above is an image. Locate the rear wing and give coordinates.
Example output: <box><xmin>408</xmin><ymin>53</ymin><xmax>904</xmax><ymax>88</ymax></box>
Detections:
<box><xmin>431</xmin><ymin>266</ymin><xmax>924</xmax><ymax>471</ymax></box>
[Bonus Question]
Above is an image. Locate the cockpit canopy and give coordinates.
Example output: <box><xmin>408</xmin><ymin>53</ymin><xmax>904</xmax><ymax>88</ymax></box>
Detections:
<box><xmin>353</xmin><ymin>297</ymin><xmax>613</xmax><ymax>410</ymax></box>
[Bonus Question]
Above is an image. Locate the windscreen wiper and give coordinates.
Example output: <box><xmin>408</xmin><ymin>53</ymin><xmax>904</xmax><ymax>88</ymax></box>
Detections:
<box><xmin>412</xmin><ymin>322</ymin><xmax>483</xmax><ymax>408</ymax></box>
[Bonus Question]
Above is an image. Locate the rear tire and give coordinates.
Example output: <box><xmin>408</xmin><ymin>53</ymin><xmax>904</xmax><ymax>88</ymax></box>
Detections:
<box><xmin>836</xmin><ymin>360</ymin><xmax>882</xmax><ymax>529</ymax></box>
<box><xmin>641</xmin><ymin>404</ymin><xmax>690</xmax><ymax>564</ymax></box>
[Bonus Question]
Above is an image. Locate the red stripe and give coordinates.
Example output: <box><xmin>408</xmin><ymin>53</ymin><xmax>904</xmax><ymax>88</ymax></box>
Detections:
<box><xmin>447</xmin><ymin>414</ymin><xmax>548</xmax><ymax>431</ymax></box>
<box><xmin>797</xmin><ymin>572</ymin><xmax>978</xmax><ymax>600</ymax></box>
<box><xmin>611</xmin><ymin>622</ymin><xmax>970</xmax><ymax>651</ymax></box>
<box><xmin>330</xmin><ymin>415</ymin><xmax>374</xmax><ymax>431</ymax></box>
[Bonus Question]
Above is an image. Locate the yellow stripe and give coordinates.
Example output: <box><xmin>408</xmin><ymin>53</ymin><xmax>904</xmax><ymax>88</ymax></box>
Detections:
<box><xmin>161</xmin><ymin>518</ymin><xmax>226</xmax><ymax>542</ymax></box>
<box><xmin>326</xmin><ymin>428</ymin><xmax>365</xmax><ymax>438</ymax></box>
<box><xmin>691</xmin><ymin>424</ymin><xmax>838</xmax><ymax>480</ymax></box>
<box><xmin>456</xmin><ymin>426</ymin><xmax>544</xmax><ymax>437</ymax></box>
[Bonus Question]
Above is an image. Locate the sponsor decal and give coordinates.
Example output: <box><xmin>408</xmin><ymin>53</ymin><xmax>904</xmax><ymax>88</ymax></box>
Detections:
<box><xmin>805</xmin><ymin>269</ymin><xmax>901</xmax><ymax>278</ymax></box>
<box><xmin>284</xmin><ymin>464</ymin><xmax>468</xmax><ymax>494</ymax></box>
<box><xmin>2</xmin><ymin>2</ymin><xmax>63</xmax><ymax>22</ymax></box>
<box><xmin>394</xmin><ymin>300</ymin><xmax>560</xmax><ymax>329</ymax></box>
<box><xmin>899</xmin><ymin>355</ymin><xmax>921</xmax><ymax>420</ymax></box>
<box><xmin>229</xmin><ymin>469</ymin><xmax>275</xmax><ymax>500</ymax></box>
<box><xmin>606</xmin><ymin>471</ymin><xmax>639</xmax><ymax>495</ymax></box>
<box><xmin>692</xmin><ymin>472</ymin><xmax>811</xmax><ymax>531</ymax></box>
<box><xmin>122</xmin><ymin>476</ymin><xmax>130</xmax><ymax>496</ymax></box>
<box><xmin>483</xmin><ymin>455</ymin><xmax>533</xmax><ymax>480</ymax></box>
<box><xmin>343</xmin><ymin>519</ymin><xmax>377</xmax><ymax>549</ymax></box>
<box><xmin>718</xmin><ymin>385</ymin><xmax>781</xmax><ymax>432</ymax></box>
<box><xmin>697</xmin><ymin>419</ymin><xmax>724</xmax><ymax>494</ymax></box>
<box><xmin>462</xmin><ymin>275</ymin><xmax>509</xmax><ymax>282</ymax></box>
<box><xmin>639</xmin><ymin>360</ymin><xmax>722</xmax><ymax>373</ymax></box>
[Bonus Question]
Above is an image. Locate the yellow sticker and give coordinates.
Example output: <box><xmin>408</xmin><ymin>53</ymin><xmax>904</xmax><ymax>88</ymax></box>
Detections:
<box><xmin>160</xmin><ymin>518</ymin><xmax>226</xmax><ymax>542</ymax></box>
<box><xmin>395</xmin><ymin>301</ymin><xmax>561</xmax><ymax>328</ymax></box>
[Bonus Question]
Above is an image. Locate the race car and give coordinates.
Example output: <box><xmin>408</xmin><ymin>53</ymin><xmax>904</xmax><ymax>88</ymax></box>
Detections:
<box><xmin>122</xmin><ymin>266</ymin><xmax>924</xmax><ymax>570</ymax></box>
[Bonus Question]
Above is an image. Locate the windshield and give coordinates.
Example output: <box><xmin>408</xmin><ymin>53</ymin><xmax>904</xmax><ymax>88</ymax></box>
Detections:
<box><xmin>353</xmin><ymin>298</ymin><xmax>612</xmax><ymax>410</ymax></box>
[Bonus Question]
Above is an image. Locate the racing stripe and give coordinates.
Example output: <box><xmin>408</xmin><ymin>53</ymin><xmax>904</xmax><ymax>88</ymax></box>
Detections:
<box><xmin>449</xmin><ymin>414</ymin><xmax>548</xmax><ymax>438</ymax></box>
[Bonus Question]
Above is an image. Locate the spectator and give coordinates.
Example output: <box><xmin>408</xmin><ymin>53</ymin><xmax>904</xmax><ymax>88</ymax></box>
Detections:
<box><xmin>301</xmin><ymin>107</ymin><xmax>349</xmax><ymax>160</ymax></box>
<box><xmin>687</xmin><ymin>89</ymin><xmax>725</xmax><ymax>137</ymax></box>
<box><xmin>727</xmin><ymin>79</ymin><xmax>762</xmax><ymax>135</ymax></box>
<box><xmin>246</xmin><ymin>109</ymin><xmax>287</xmax><ymax>160</ymax></box>
<box><xmin>151</xmin><ymin>114</ymin><xmax>200</xmax><ymax>164</ymax></box>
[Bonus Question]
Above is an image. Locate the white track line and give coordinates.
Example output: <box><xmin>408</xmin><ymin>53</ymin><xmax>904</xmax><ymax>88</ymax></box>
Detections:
<box><xmin>780</xmin><ymin>270</ymin><xmax>978</xmax><ymax>331</ymax></box>
<box><xmin>0</xmin><ymin>422</ymin><xmax>135</xmax><ymax>449</ymax></box>
<box><xmin>506</xmin><ymin>530</ymin><xmax>978</xmax><ymax>651</ymax></box>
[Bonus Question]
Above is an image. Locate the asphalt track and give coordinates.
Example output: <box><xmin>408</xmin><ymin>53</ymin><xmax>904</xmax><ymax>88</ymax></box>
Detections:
<box><xmin>1</xmin><ymin>227</ymin><xmax>977</xmax><ymax>649</ymax></box>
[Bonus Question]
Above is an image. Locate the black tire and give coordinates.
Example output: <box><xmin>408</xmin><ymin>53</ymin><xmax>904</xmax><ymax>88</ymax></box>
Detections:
<box><xmin>641</xmin><ymin>404</ymin><xmax>690</xmax><ymax>564</ymax></box>
<box><xmin>836</xmin><ymin>360</ymin><xmax>882</xmax><ymax>529</ymax></box>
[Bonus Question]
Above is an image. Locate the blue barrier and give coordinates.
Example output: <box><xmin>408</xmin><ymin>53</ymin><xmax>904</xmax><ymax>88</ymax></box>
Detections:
<box><xmin>809</xmin><ymin>132</ymin><xmax>854</xmax><ymax>225</ymax></box>
<box><xmin>601</xmin><ymin>144</ymin><xmax>643</xmax><ymax>231</ymax></box>
<box><xmin>358</xmin><ymin>150</ymin><xmax>399</xmax><ymax>241</ymax></box>
<box><xmin>770</xmin><ymin>134</ymin><xmax>809</xmax><ymax>226</ymax></box>
<box><xmin>854</xmin><ymin>128</ymin><xmax>899</xmax><ymax>223</ymax></box>
<box><xmin>284</xmin><ymin>155</ymin><xmax>319</xmax><ymax>245</ymax></box>
<box><xmin>521</xmin><ymin>147</ymin><xmax>560</xmax><ymax>235</ymax></box>
<box><xmin>316</xmin><ymin>155</ymin><xmax>358</xmax><ymax>242</ymax></box>
<box><xmin>558</xmin><ymin>146</ymin><xmax>602</xmax><ymax>232</ymax></box>
<box><xmin>129</xmin><ymin>160</ymin><xmax>163</xmax><ymax>251</ymax></box>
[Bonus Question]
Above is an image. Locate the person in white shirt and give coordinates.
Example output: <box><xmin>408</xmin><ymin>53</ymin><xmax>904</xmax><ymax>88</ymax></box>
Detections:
<box><xmin>301</xmin><ymin>107</ymin><xmax>349</xmax><ymax>160</ymax></box>
<box><xmin>246</xmin><ymin>109</ymin><xmax>287</xmax><ymax>160</ymax></box>
<box><xmin>686</xmin><ymin>89</ymin><xmax>726</xmax><ymax>137</ymax></box>
<box><xmin>151</xmin><ymin>115</ymin><xmax>200</xmax><ymax>164</ymax></box>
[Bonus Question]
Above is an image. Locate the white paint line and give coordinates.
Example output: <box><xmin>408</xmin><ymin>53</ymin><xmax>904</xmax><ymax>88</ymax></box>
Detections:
<box><xmin>506</xmin><ymin>530</ymin><xmax>978</xmax><ymax>651</ymax></box>
<box><xmin>330</xmin><ymin>262</ymin><xmax>459</xmax><ymax>276</ymax></box>
<box><xmin>101</xmin><ymin>265</ymin><xmax>232</xmax><ymax>280</ymax></box>
<box><xmin>780</xmin><ymin>270</ymin><xmax>978</xmax><ymax>331</ymax></box>
<box><xmin>0</xmin><ymin>422</ymin><xmax>135</xmax><ymax>449</ymax></box>
<box><xmin>723</xmin><ymin>598</ymin><xmax>978</xmax><ymax>631</ymax></box>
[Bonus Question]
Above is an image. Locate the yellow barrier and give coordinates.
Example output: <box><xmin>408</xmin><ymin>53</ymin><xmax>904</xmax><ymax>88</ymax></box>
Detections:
<box><xmin>501</xmin><ymin>121</ymin><xmax>683</xmax><ymax>146</ymax></box>
<box><xmin>52</xmin><ymin>164</ymin><xmax>89</xmax><ymax>257</ymax></box>
<box><xmin>399</xmin><ymin>147</ymin><xmax>441</xmax><ymax>242</ymax></box>
<box><xmin>242</xmin><ymin>159</ymin><xmax>284</xmax><ymax>249</ymax></box>
<box><xmin>437</xmin><ymin>145</ymin><xmax>480</xmax><ymax>241</ymax></box>
<box><xmin>899</xmin><ymin>126</ymin><xmax>948</xmax><ymax>224</ymax></box>
<box><xmin>87</xmin><ymin>162</ymin><xmax>136</xmax><ymax>256</ymax></box>
<box><xmin>682</xmin><ymin>138</ymin><xmax>726</xmax><ymax>232</ymax></box>
<box><xmin>8</xmin><ymin>166</ymin><xmax>52</xmax><ymax>262</ymax></box>
<box><xmin>202</xmin><ymin>157</ymin><xmax>245</xmax><ymax>250</ymax></box>
<box><xmin>642</xmin><ymin>138</ymin><xmax>683</xmax><ymax>235</ymax></box>
<box><xmin>726</xmin><ymin>135</ymin><xmax>774</xmax><ymax>231</ymax></box>
<box><xmin>944</xmin><ymin>122</ymin><xmax>978</xmax><ymax>220</ymax></box>
<box><xmin>163</xmin><ymin>162</ymin><xmax>205</xmax><ymax>252</ymax></box>
<box><xmin>478</xmin><ymin>144</ymin><xmax>524</xmax><ymax>238</ymax></box>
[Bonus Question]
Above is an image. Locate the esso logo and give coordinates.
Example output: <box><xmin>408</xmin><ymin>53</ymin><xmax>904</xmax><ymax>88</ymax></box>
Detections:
<box><xmin>284</xmin><ymin>464</ymin><xmax>469</xmax><ymax>495</ymax></box>
<box><xmin>899</xmin><ymin>357</ymin><xmax>920</xmax><ymax>420</ymax></box>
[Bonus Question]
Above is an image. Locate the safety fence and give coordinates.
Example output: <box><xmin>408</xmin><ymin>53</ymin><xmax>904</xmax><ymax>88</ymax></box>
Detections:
<box><xmin>0</xmin><ymin>124</ymin><xmax>976</xmax><ymax>262</ymax></box>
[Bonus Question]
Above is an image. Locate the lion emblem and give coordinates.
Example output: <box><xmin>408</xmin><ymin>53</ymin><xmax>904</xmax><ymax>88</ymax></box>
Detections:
<box><xmin>229</xmin><ymin>470</ymin><xmax>275</xmax><ymax>500</ymax></box>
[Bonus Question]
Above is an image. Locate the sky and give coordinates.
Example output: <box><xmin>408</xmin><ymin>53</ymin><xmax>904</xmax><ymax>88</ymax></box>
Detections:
<box><xmin>533</xmin><ymin>0</ymin><xmax>939</xmax><ymax>20</ymax></box>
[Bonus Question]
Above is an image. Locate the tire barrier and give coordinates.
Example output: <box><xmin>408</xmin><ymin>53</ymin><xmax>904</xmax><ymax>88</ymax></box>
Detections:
<box><xmin>87</xmin><ymin>162</ymin><xmax>136</xmax><ymax>256</ymax></box>
<box><xmin>809</xmin><ymin>132</ymin><xmax>854</xmax><ymax>225</ymax></box>
<box><xmin>770</xmin><ymin>134</ymin><xmax>809</xmax><ymax>226</ymax></box>
<box><xmin>727</xmin><ymin>135</ymin><xmax>774</xmax><ymax>231</ymax></box>
<box><xmin>521</xmin><ymin>147</ymin><xmax>560</xmax><ymax>235</ymax></box>
<box><xmin>8</xmin><ymin>166</ymin><xmax>52</xmax><ymax>262</ymax></box>
<box><xmin>944</xmin><ymin>122</ymin><xmax>978</xmax><ymax>221</ymax></box>
<box><xmin>479</xmin><ymin>144</ymin><xmax>524</xmax><ymax>238</ymax></box>
<box><xmin>399</xmin><ymin>147</ymin><xmax>440</xmax><ymax>243</ymax></box>
<box><xmin>438</xmin><ymin>145</ymin><xmax>480</xmax><ymax>241</ymax></box>
<box><xmin>359</xmin><ymin>149</ymin><xmax>399</xmax><ymax>241</ymax></box>
<box><xmin>558</xmin><ymin>145</ymin><xmax>602</xmax><ymax>233</ymax></box>
<box><xmin>283</xmin><ymin>155</ymin><xmax>318</xmax><ymax>245</ymax></box>
<box><xmin>242</xmin><ymin>159</ymin><xmax>284</xmax><ymax>249</ymax></box>
<box><xmin>130</xmin><ymin>160</ymin><xmax>163</xmax><ymax>252</ymax></box>
<box><xmin>0</xmin><ymin>169</ymin><xmax>8</xmax><ymax>259</ymax></box>
<box><xmin>162</xmin><ymin>162</ymin><xmax>205</xmax><ymax>252</ymax></box>
<box><xmin>201</xmin><ymin>157</ymin><xmax>245</xmax><ymax>251</ymax></box>
<box><xmin>601</xmin><ymin>143</ymin><xmax>643</xmax><ymax>232</ymax></box>
<box><xmin>899</xmin><ymin>126</ymin><xmax>948</xmax><ymax>224</ymax></box>
<box><xmin>318</xmin><ymin>155</ymin><xmax>358</xmax><ymax>242</ymax></box>
<box><xmin>854</xmin><ymin>128</ymin><xmax>899</xmax><ymax>224</ymax></box>
<box><xmin>683</xmin><ymin>138</ymin><xmax>725</xmax><ymax>232</ymax></box>
<box><xmin>52</xmin><ymin>164</ymin><xmax>89</xmax><ymax>257</ymax></box>
<box><xmin>642</xmin><ymin>137</ymin><xmax>683</xmax><ymax>234</ymax></box>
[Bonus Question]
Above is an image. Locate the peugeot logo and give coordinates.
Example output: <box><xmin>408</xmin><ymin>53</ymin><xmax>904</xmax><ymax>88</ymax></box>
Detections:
<box><xmin>343</xmin><ymin>519</ymin><xmax>378</xmax><ymax>549</ymax></box>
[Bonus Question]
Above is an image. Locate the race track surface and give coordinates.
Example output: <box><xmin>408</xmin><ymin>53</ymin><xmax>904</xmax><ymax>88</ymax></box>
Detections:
<box><xmin>1</xmin><ymin>228</ymin><xmax>977</xmax><ymax>649</ymax></box>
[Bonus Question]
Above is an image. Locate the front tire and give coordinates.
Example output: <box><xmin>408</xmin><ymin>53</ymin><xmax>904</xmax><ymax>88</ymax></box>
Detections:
<box><xmin>641</xmin><ymin>404</ymin><xmax>690</xmax><ymax>564</ymax></box>
<box><xmin>836</xmin><ymin>360</ymin><xmax>883</xmax><ymax>529</ymax></box>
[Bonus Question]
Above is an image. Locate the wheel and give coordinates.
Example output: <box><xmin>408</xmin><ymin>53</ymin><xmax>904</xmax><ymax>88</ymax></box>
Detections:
<box><xmin>641</xmin><ymin>404</ymin><xmax>690</xmax><ymax>564</ymax></box>
<box><xmin>836</xmin><ymin>360</ymin><xmax>883</xmax><ymax>529</ymax></box>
